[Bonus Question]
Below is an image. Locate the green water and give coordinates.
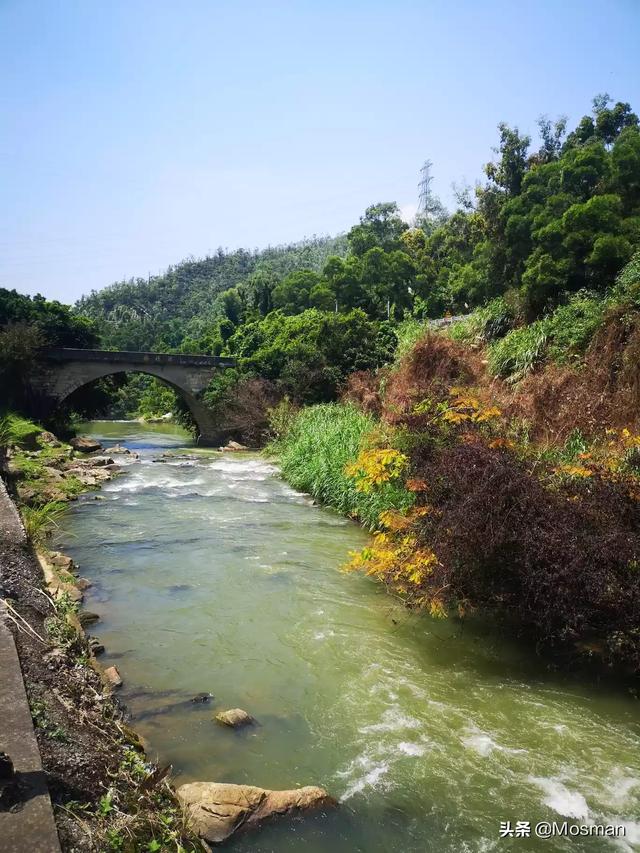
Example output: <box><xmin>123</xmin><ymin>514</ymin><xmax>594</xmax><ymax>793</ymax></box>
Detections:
<box><xmin>56</xmin><ymin>422</ymin><xmax>640</xmax><ymax>852</ymax></box>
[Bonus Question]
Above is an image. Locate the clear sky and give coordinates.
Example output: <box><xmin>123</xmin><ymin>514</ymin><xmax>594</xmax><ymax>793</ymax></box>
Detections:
<box><xmin>1</xmin><ymin>0</ymin><xmax>639</xmax><ymax>304</ymax></box>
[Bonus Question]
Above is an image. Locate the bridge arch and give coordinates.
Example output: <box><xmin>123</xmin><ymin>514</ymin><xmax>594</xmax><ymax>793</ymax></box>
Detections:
<box><xmin>29</xmin><ymin>349</ymin><xmax>235</xmax><ymax>446</ymax></box>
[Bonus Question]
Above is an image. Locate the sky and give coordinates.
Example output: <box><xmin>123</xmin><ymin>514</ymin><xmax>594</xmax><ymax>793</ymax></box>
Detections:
<box><xmin>1</xmin><ymin>1</ymin><xmax>639</xmax><ymax>304</ymax></box>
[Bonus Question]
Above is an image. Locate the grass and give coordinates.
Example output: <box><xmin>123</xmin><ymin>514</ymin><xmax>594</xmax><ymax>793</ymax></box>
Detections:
<box><xmin>488</xmin><ymin>319</ymin><xmax>550</xmax><ymax>380</ymax></box>
<box><xmin>0</xmin><ymin>412</ymin><xmax>42</xmax><ymax>449</ymax></box>
<box><xmin>392</xmin><ymin>318</ymin><xmax>430</xmax><ymax>364</ymax></box>
<box><xmin>272</xmin><ymin>403</ymin><xmax>413</xmax><ymax>530</ymax></box>
<box><xmin>487</xmin><ymin>292</ymin><xmax>604</xmax><ymax>381</ymax></box>
<box><xmin>20</xmin><ymin>501</ymin><xmax>66</xmax><ymax>545</ymax></box>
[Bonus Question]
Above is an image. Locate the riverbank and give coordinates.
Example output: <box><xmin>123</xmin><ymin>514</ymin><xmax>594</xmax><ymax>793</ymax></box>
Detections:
<box><xmin>0</xmin><ymin>421</ymin><xmax>203</xmax><ymax>851</ymax></box>
<box><xmin>269</xmin><ymin>326</ymin><xmax>640</xmax><ymax>678</ymax></box>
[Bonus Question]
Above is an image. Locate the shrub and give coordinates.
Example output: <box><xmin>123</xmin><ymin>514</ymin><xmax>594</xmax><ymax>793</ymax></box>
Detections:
<box><xmin>545</xmin><ymin>293</ymin><xmax>604</xmax><ymax>364</ymax></box>
<box><xmin>392</xmin><ymin>317</ymin><xmax>429</xmax><ymax>363</ymax></box>
<box><xmin>410</xmin><ymin>441</ymin><xmax>640</xmax><ymax>671</ymax></box>
<box><xmin>384</xmin><ymin>333</ymin><xmax>480</xmax><ymax>419</ymax></box>
<box><xmin>266</xmin><ymin>396</ymin><xmax>298</xmax><ymax>440</ymax></box>
<box><xmin>340</xmin><ymin>370</ymin><xmax>383</xmax><ymax>416</ymax></box>
<box><xmin>207</xmin><ymin>376</ymin><xmax>281</xmax><ymax>446</ymax></box>
<box><xmin>274</xmin><ymin>403</ymin><xmax>413</xmax><ymax>529</ymax></box>
<box><xmin>448</xmin><ymin>296</ymin><xmax>518</xmax><ymax>344</ymax></box>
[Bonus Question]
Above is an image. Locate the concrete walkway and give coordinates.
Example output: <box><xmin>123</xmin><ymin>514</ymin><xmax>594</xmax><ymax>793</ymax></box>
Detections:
<box><xmin>0</xmin><ymin>478</ymin><xmax>61</xmax><ymax>852</ymax></box>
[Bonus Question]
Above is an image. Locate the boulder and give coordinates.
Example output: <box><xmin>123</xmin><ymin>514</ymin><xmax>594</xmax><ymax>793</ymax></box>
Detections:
<box><xmin>38</xmin><ymin>431</ymin><xmax>62</xmax><ymax>447</ymax></box>
<box><xmin>220</xmin><ymin>440</ymin><xmax>249</xmax><ymax>452</ymax></box>
<box><xmin>67</xmin><ymin>456</ymin><xmax>115</xmax><ymax>468</ymax></box>
<box><xmin>177</xmin><ymin>781</ymin><xmax>336</xmax><ymax>845</ymax></box>
<box><xmin>215</xmin><ymin>708</ymin><xmax>254</xmax><ymax>728</ymax></box>
<box><xmin>78</xmin><ymin>610</ymin><xmax>100</xmax><ymax>627</ymax></box>
<box><xmin>76</xmin><ymin>577</ymin><xmax>92</xmax><ymax>591</ymax></box>
<box><xmin>43</xmin><ymin>466</ymin><xmax>65</xmax><ymax>480</ymax></box>
<box><xmin>49</xmin><ymin>551</ymin><xmax>76</xmax><ymax>573</ymax></box>
<box><xmin>88</xmin><ymin>636</ymin><xmax>105</xmax><ymax>656</ymax></box>
<box><xmin>104</xmin><ymin>665</ymin><xmax>122</xmax><ymax>688</ymax></box>
<box><xmin>17</xmin><ymin>483</ymin><xmax>68</xmax><ymax>504</ymax></box>
<box><xmin>70</xmin><ymin>436</ymin><xmax>103</xmax><ymax>453</ymax></box>
<box><xmin>108</xmin><ymin>444</ymin><xmax>131</xmax><ymax>455</ymax></box>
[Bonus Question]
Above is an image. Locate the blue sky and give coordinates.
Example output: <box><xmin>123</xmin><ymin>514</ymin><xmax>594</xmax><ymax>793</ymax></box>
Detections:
<box><xmin>1</xmin><ymin>0</ymin><xmax>639</xmax><ymax>303</ymax></box>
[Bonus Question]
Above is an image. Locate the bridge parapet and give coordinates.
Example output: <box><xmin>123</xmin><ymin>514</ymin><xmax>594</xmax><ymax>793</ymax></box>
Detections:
<box><xmin>43</xmin><ymin>348</ymin><xmax>236</xmax><ymax>369</ymax></box>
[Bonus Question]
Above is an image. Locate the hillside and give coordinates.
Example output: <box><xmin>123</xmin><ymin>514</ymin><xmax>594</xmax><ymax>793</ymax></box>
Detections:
<box><xmin>74</xmin><ymin>235</ymin><xmax>348</xmax><ymax>352</ymax></box>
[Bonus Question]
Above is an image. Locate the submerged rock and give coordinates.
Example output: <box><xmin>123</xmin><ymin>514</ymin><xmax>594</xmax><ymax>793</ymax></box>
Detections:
<box><xmin>78</xmin><ymin>610</ymin><xmax>100</xmax><ymax>627</ymax></box>
<box><xmin>70</xmin><ymin>436</ymin><xmax>103</xmax><ymax>453</ymax></box>
<box><xmin>177</xmin><ymin>781</ymin><xmax>336</xmax><ymax>845</ymax></box>
<box><xmin>191</xmin><ymin>693</ymin><xmax>212</xmax><ymax>703</ymax></box>
<box><xmin>215</xmin><ymin>708</ymin><xmax>254</xmax><ymax>727</ymax></box>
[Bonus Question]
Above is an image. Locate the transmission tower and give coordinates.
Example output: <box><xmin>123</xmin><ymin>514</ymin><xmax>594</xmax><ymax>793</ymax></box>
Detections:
<box><xmin>418</xmin><ymin>159</ymin><xmax>433</xmax><ymax>219</ymax></box>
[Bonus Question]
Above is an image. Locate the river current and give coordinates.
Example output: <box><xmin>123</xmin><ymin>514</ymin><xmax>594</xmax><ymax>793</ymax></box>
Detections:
<box><xmin>55</xmin><ymin>422</ymin><xmax>640</xmax><ymax>852</ymax></box>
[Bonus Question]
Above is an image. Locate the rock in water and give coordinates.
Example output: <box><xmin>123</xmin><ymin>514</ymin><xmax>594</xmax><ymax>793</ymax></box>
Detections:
<box><xmin>70</xmin><ymin>436</ymin><xmax>103</xmax><ymax>453</ymax></box>
<box><xmin>104</xmin><ymin>665</ymin><xmax>122</xmax><ymax>688</ymax></box>
<box><xmin>177</xmin><ymin>781</ymin><xmax>336</xmax><ymax>845</ymax></box>
<box><xmin>220</xmin><ymin>440</ymin><xmax>248</xmax><ymax>452</ymax></box>
<box><xmin>191</xmin><ymin>693</ymin><xmax>212</xmax><ymax>703</ymax></box>
<box><xmin>215</xmin><ymin>708</ymin><xmax>254</xmax><ymax>727</ymax></box>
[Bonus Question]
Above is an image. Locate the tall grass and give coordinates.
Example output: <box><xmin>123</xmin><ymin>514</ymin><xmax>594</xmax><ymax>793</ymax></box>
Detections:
<box><xmin>393</xmin><ymin>318</ymin><xmax>429</xmax><ymax>364</ymax></box>
<box><xmin>21</xmin><ymin>501</ymin><xmax>66</xmax><ymax>545</ymax></box>
<box><xmin>273</xmin><ymin>403</ymin><xmax>413</xmax><ymax>530</ymax></box>
<box><xmin>0</xmin><ymin>413</ymin><xmax>41</xmax><ymax>450</ymax></box>
<box><xmin>488</xmin><ymin>292</ymin><xmax>605</xmax><ymax>381</ymax></box>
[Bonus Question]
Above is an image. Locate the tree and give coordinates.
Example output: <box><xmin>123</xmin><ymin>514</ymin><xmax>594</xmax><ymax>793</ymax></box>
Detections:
<box><xmin>347</xmin><ymin>203</ymin><xmax>408</xmax><ymax>256</ymax></box>
<box><xmin>272</xmin><ymin>270</ymin><xmax>325</xmax><ymax>314</ymax></box>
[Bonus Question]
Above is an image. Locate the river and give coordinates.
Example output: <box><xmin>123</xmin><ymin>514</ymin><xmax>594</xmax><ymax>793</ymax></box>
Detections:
<box><xmin>55</xmin><ymin>422</ymin><xmax>640</xmax><ymax>852</ymax></box>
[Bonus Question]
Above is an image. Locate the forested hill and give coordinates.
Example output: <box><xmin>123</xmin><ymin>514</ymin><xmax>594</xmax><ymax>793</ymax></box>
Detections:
<box><xmin>75</xmin><ymin>234</ymin><xmax>348</xmax><ymax>352</ymax></box>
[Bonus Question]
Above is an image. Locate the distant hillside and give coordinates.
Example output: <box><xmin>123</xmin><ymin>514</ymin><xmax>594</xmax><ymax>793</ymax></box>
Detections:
<box><xmin>75</xmin><ymin>234</ymin><xmax>348</xmax><ymax>351</ymax></box>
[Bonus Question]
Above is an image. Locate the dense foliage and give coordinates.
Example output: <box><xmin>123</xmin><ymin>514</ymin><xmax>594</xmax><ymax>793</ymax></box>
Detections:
<box><xmin>0</xmin><ymin>288</ymin><xmax>98</xmax><ymax>412</ymax></box>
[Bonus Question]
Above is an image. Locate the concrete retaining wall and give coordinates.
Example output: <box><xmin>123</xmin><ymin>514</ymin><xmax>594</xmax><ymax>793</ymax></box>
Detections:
<box><xmin>0</xmin><ymin>478</ymin><xmax>61</xmax><ymax>852</ymax></box>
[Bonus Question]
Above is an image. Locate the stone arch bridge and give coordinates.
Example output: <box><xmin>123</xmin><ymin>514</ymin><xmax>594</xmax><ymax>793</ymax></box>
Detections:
<box><xmin>29</xmin><ymin>348</ymin><xmax>236</xmax><ymax>445</ymax></box>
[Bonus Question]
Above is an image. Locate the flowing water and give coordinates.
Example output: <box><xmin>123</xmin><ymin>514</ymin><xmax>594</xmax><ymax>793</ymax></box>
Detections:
<box><xmin>55</xmin><ymin>422</ymin><xmax>640</xmax><ymax>852</ymax></box>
